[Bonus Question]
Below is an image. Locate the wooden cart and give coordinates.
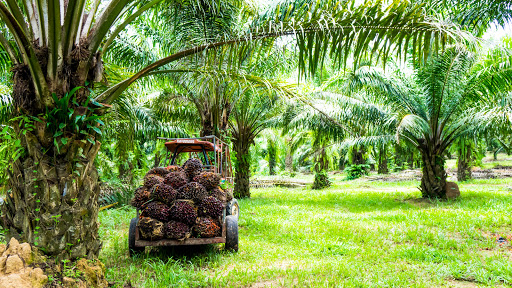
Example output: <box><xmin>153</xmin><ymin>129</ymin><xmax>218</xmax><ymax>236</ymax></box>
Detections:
<box><xmin>129</xmin><ymin>136</ymin><xmax>239</xmax><ymax>256</ymax></box>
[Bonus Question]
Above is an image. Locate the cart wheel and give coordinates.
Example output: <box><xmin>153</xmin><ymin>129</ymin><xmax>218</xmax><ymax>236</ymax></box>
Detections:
<box><xmin>226</xmin><ymin>199</ymin><xmax>239</xmax><ymax>220</ymax></box>
<box><xmin>129</xmin><ymin>217</ymin><xmax>144</xmax><ymax>257</ymax></box>
<box><xmin>225</xmin><ymin>215</ymin><xmax>238</xmax><ymax>252</ymax></box>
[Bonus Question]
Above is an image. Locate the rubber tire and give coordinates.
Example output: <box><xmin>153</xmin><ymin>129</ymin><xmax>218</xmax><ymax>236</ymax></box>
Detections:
<box><xmin>226</xmin><ymin>199</ymin><xmax>239</xmax><ymax>220</ymax></box>
<box><xmin>129</xmin><ymin>217</ymin><xmax>144</xmax><ymax>257</ymax></box>
<box><xmin>225</xmin><ymin>215</ymin><xmax>239</xmax><ymax>252</ymax></box>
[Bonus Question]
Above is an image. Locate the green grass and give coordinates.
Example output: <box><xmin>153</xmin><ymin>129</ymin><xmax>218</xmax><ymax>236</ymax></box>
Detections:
<box><xmin>99</xmin><ymin>178</ymin><xmax>512</xmax><ymax>287</ymax></box>
<box><xmin>445</xmin><ymin>152</ymin><xmax>512</xmax><ymax>170</ymax></box>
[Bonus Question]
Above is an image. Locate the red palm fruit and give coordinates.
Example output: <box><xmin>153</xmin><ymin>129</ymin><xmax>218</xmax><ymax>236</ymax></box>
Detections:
<box><xmin>164</xmin><ymin>172</ymin><xmax>188</xmax><ymax>189</ymax></box>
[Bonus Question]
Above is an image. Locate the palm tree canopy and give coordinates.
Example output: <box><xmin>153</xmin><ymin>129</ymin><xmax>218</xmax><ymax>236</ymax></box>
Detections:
<box><xmin>338</xmin><ymin>48</ymin><xmax>512</xmax><ymax>151</ymax></box>
<box><xmin>0</xmin><ymin>0</ymin><xmax>474</xmax><ymax>109</ymax></box>
<box><xmin>426</xmin><ymin>0</ymin><xmax>512</xmax><ymax>35</ymax></box>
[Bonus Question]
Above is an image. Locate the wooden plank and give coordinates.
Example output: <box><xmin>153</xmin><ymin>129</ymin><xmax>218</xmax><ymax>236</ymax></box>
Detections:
<box><xmin>136</xmin><ymin>237</ymin><xmax>225</xmax><ymax>247</ymax></box>
<box><xmin>135</xmin><ymin>222</ymin><xmax>227</xmax><ymax>247</ymax></box>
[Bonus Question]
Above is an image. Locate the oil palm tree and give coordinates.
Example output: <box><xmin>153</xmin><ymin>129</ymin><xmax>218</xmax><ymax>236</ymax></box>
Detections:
<box><xmin>280</xmin><ymin>96</ymin><xmax>350</xmax><ymax>184</ymax></box>
<box><xmin>230</xmin><ymin>92</ymin><xmax>281</xmax><ymax>198</ymax></box>
<box><xmin>0</xmin><ymin>0</ymin><xmax>473</xmax><ymax>258</ymax></box>
<box><xmin>150</xmin><ymin>66</ymin><xmax>295</xmax><ymax>137</ymax></box>
<box><xmin>105</xmin><ymin>1</ymin><xmax>254</xmax><ymax>138</ymax></box>
<box><xmin>342</xmin><ymin>48</ymin><xmax>512</xmax><ymax>198</ymax></box>
<box><xmin>471</xmin><ymin>90</ymin><xmax>512</xmax><ymax>158</ymax></box>
<box><xmin>319</xmin><ymin>65</ymin><xmax>398</xmax><ymax>170</ymax></box>
<box><xmin>299</xmin><ymin>46</ymin><xmax>512</xmax><ymax>196</ymax></box>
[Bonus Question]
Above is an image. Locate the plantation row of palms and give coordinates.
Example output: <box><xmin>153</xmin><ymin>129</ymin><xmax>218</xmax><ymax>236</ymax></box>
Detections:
<box><xmin>0</xmin><ymin>0</ymin><xmax>510</xmax><ymax>261</ymax></box>
<box><xmin>288</xmin><ymin>46</ymin><xmax>512</xmax><ymax>198</ymax></box>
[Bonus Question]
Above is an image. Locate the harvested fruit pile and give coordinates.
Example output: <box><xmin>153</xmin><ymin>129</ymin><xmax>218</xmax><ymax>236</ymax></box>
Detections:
<box><xmin>130</xmin><ymin>159</ymin><xmax>233</xmax><ymax>240</ymax></box>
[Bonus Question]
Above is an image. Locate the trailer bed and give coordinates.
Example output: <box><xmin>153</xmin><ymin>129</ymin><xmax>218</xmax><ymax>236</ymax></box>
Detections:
<box><xmin>134</xmin><ymin>222</ymin><xmax>227</xmax><ymax>247</ymax></box>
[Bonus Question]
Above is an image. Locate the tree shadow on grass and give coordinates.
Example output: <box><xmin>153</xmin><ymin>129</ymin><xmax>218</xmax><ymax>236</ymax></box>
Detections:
<box><xmin>147</xmin><ymin>244</ymin><xmax>222</xmax><ymax>259</ymax></box>
<box><xmin>128</xmin><ymin>243</ymin><xmax>232</xmax><ymax>268</ymax></box>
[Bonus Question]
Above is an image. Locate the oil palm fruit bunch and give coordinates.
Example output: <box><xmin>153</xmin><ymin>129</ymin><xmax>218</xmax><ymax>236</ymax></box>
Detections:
<box><xmin>164</xmin><ymin>220</ymin><xmax>191</xmax><ymax>240</ymax></box>
<box><xmin>164</xmin><ymin>172</ymin><xmax>188</xmax><ymax>189</ymax></box>
<box><xmin>169</xmin><ymin>201</ymin><xmax>197</xmax><ymax>226</ymax></box>
<box><xmin>147</xmin><ymin>167</ymin><xmax>170</xmax><ymax>177</ymax></box>
<box><xmin>198</xmin><ymin>196</ymin><xmax>223</xmax><ymax>218</ymax></box>
<box><xmin>131</xmin><ymin>186</ymin><xmax>152</xmax><ymax>209</ymax></box>
<box><xmin>141</xmin><ymin>201</ymin><xmax>171</xmax><ymax>222</ymax></box>
<box><xmin>177</xmin><ymin>182</ymin><xmax>208</xmax><ymax>202</ymax></box>
<box><xmin>165</xmin><ymin>165</ymin><xmax>184</xmax><ymax>173</ymax></box>
<box><xmin>193</xmin><ymin>217</ymin><xmax>221</xmax><ymax>238</ymax></box>
<box><xmin>226</xmin><ymin>189</ymin><xmax>234</xmax><ymax>202</ymax></box>
<box><xmin>193</xmin><ymin>172</ymin><xmax>221</xmax><ymax>191</ymax></box>
<box><xmin>182</xmin><ymin>158</ymin><xmax>203</xmax><ymax>180</ymax></box>
<box><xmin>138</xmin><ymin>217</ymin><xmax>165</xmax><ymax>240</ymax></box>
<box><xmin>151</xmin><ymin>184</ymin><xmax>177</xmax><ymax>206</ymax></box>
<box><xmin>210</xmin><ymin>187</ymin><xmax>227</xmax><ymax>202</ymax></box>
<box><xmin>144</xmin><ymin>174</ymin><xmax>164</xmax><ymax>189</ymax></box>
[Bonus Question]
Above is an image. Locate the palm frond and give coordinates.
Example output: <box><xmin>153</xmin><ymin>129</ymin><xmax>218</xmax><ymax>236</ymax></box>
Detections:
<box><xmin>97</xmin><ymin>0</ymin><xmax>474</xmax><ymax>104</ymax></box>
<box><xmin>396</xmin><ymin>113</ymin><xmax>431</xmax><ymax>144</ymax></box>
<box><xmin>341</xmin><ymin>134</ymin><xmax>395</xmax><ymax>148</ymax></box>
<box><xmin>431</xmin><ymin>0</ymin><xmax>512</xmax><ymax>35</ymax></box>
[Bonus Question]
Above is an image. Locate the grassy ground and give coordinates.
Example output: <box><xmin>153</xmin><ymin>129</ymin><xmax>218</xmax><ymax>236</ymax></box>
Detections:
<box><xmin>99</xmin><ymin>177</ymin><xmax>512</xmax><ymax>288</ymax></box>
<box><xmin>445</xmin><ymin>152</ymin><xmax>512</xmax><ymax>170</ymax></box>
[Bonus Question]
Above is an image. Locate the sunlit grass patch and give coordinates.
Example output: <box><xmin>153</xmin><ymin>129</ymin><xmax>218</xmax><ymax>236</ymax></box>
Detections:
<box><xmin>99</xmin><ymin>179</ymin><xmax>512</xmax><ymax>287</ymax></box>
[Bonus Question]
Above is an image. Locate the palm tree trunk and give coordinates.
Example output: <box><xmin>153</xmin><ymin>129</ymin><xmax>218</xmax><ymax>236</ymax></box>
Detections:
<box><xmin>285</xmin><ymin>138</ymin><xmax>293</xmax><ymax>172</ymax></box>
<box><xmin>200</xmin><ymin>109</ymin><xmax>214</xmax><ymax>137</ymax></box>
<box><xmin>314</xmin><ymin>148</ymin><xmax>329</xmax><ymax>173</ymax></box>
<box><xmin>285</xmin><ymin>153</ymin><xmax>293</xmax><ymax>172</ymax></box>
<box><xmin>419</xmin><ymin>149</ymin><xmax>447</xmax><ymax>199</ymax></box>
<box><xmin>338</xmin><ymin>157</ymin><xmax>346</xmax><ymax>171</ymax></box>
<box><xmin>338</xmin><ymin>149</ymin><xmax>346</xmax><ymax>171</ymax></box>
<box><xmin>457</xmin><ymin>144</ymin><xmax>472</xmax><ymax>181</ymax></box>
<box><xmin>268</xmin><ymin>139</ymin><xmax>276</xmax><ymax>175</ymax></box>
<box><xmin>0</xmin><ymin>132</ymin><xmax>102</xmax><ymax>259</ymax></box>
<box><xmin>118</xmin><ymin>163</ymin><xmax>133</xmax><ymax>184</ymax></box>
<box><xmin>200</xmin><ymin>102</ymin><xmax>232</xmax><ymax>138</ymax></box>
<box><xmin>118</xmin><ymin>146</ymin><xmax>134</xmax><ymax>184</ymax></box>
<box><xmin>233</xmin><ymin>139</ymin><xmax>251</xmax><ymax>198</ymax></box>
<box><xmin>394</xmin><ymin>144</ymin><xmax>404</xmax><ymax>170</ymax></box>
<box><xmin>378</xmin><ymin>146</ymin><xmax>388</xmax><ymax>174</ymax></box>
<box><xmin>154</xmin><ymin>150</ymin><xmax>162</xmax><ymax>168</ymax></box>
<box><xmin>201</xmin><ymin>121</ymin><xmax>214</xmax><ymax>137</ymax></box>
<box><xmin>408</xmin><ymin>152</ymin><xmax>414</xmax><ymax>169</ymax></box>
<box><xmin>351</xmin><ymin>146</ymin><xmax>365</xmax><ymax>165</ymax></box>
<box><xmin>219</xmin><ymin>101</ymin><xmax>232</xmax><ymax>133</ymax></box>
